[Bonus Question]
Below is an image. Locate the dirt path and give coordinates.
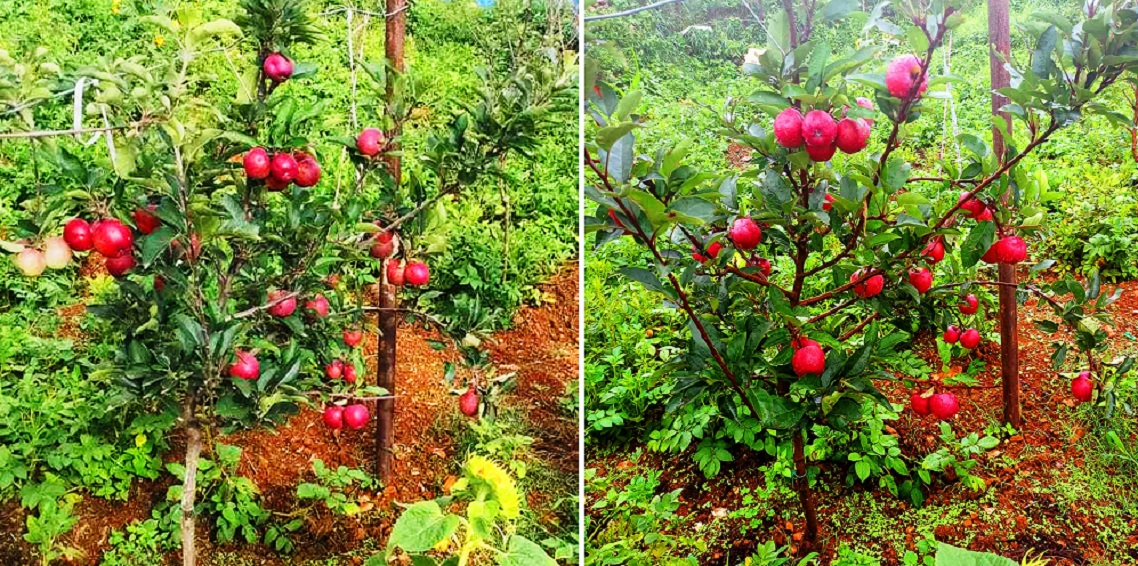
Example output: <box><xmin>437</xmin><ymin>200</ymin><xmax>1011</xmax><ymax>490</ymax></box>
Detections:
<box><xmin>0</xmin><ymin>262</ymin><xmax>579</xmax><ymax>565</ymax></box>
<box><xmin>589</xmin><ymin>278</ymin><xmax>1138</xmax><ymax>564</ymax></box>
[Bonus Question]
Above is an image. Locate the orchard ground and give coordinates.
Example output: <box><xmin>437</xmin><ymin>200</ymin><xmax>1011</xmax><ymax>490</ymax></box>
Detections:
<box><xmin>0</xmin><ymin>259</ymin><xmax>579</xmax><ymax>565</ymax></box>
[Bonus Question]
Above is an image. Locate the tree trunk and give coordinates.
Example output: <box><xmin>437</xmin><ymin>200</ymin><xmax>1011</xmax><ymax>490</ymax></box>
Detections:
<box><xmin>988</xmin><ymin>0</ymin><xmax>1020</xmax><ymax>428</ymax></box>
<box><xmin>179</xmin><ymin>401</ymin><xmax>202</xmax><ymax>566</ymax></box>
<box><xmin>376</xmin><ymin>283</ymin><xmax>398</xmax><ymax>479</ymax></box>
<box><xmin>792</xmin><ymin>433</ymin><xmax>818</xmax><ymax>548</ymax></box>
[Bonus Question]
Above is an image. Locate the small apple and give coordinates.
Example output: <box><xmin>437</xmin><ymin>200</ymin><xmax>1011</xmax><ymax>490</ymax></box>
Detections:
<box><xmin>305</xmin><ymin>294</ymin><xmax>330</xmax><ymax>318</ymax></box>
<box><xmin>322</xmin><ymin>405</ymin><xmax>344</xmax><ymax>429</ymax></box>
<box><xmin>747</xmin><ymin>255</ymin><xmax>771</xmax><ymax>277</ymax></box>
<box><xmin>243</xmin><ymin>147</ymin><xmax>271</xmax><ymax>179</ymax></box>
<box><xmin>943</xmin><ymin>325</ymin><xmax>961</xmax><ymax>344</ymax></box>
<box><xmin>105</xmin><ymin>252</ymin><xmax>135</xmax><ymax>278</ymax></box>
<box><xmin>922</xmin><ymin>238</ymin><xmax>945</xmax><ymax>264</ymax></box>
<box><xmin>295</xmin><ymin>155</ymin><xmax>321</xmax><ymax>187</ymax></box>
<box><xmin>133</xmin><ymin>205</ymin><xmax>161</xmax><ymax>235</ymax></box>
<box><xmin>343</xmin><ymin>364</ymin><xmax>357</xmax><ymax>383</ymax></box>
<box><xmin>459</xmin><ymin>386</ymin><xmax>479</xmax><ymax>417</ymax></box>
<box><xmin>270</xmin><ymin>153</ymin><xmax>298</xmax><ymax>184</ymax></box>
<box><xmin>343</xmin><ymin>329</ymin><xmax>363</xmax><ymax>348</ymax></box>
<box><xmin>370</xmin><ymin>231</ymin><xmax>398</xmax><ymax>259</ymax></box>
<box><xmin>791</xmin><ymin>344</ymin><xmax>825</xmax><ymax>377</ymax></box>
<box><xmin>908</xmin><ymin>267</ymin><xmax>933</xmax><ymax>294</ymax></box>
<box><xmin>43</xmin><ymin>237</ymin><xmax>72</xmax><ymax>269</ymax></box>
<box><xmin>229</xmin><ymin>350</ymin><xmax>260</xmax><ymax>380</ymax></box>
<box><xmin>263</xmin><ymin>53</ymin><xmax>293</xmax><ymax>82</ymax></box>
<box><xmin>404</xmin><ymin>261</ymin><xmax>430</xmax><ymax>286</ymax></box>
<box><xmin>929</xmin><ymin>393</ymin><xmax>959</xmax><ymax>419</ymax></box>
<box><xmin>851</xmin><ymin>269</ymin><xmax>884</xmax><ymax>299</ymax></box>
<box><xmin>325</xmin><ymin>360</ymin><xmax>344</xmax><ymax>380</ymax></box>
<box><xmin>356</xmin><ymin>128</ymin><xmax>385</xmax><ymax>156</ymax></box>
<box><xmin>15</xmin><ymin>248</ymin><xmax>47</xmax><ymax>277</ymax></box>
<box><xmin>343</xmin><ymin>404</ymin><xmax>370</xmax><ymax>430</ymax></box>
<box><xmin>63</xmin><ymin>218</ymin><xmax>93</xmax><ymax>251</ymax></box>
<box><xmin>959</xmin><ymin>328</ymin><xmax>981</xmax><ymax>349</ymax></box>
<box><xmin>267</xmin><ymin>290</ymin><xmax>297</xmax><ymax>317</ymax></box>
<box><xmin>911</xmin><ymin>392</ymin><xmax>931</xmax><ymax>416</ymax></box>
<box><xmin>386</xmin><ymin>259</ymin><xmax>405</xmax><ymax>286</ymax></box>
<box><xmin>959</xmin><ymin>294</ymin><xmax>979</xmax><ymax>315</ymax></box>
<box><xmin>727</xmin><ymin>217</ymin><xmax>762</xmax><ymax>250</ymax></box>
<box><xmin>692</xmin><ymin>242</ymin><xmax>723</xmax><ymax>263</ymax></box>
<box><xmin>92</xmin><ymin>219</ymin><xmax>133</xmax><ymax>258</ymax></box>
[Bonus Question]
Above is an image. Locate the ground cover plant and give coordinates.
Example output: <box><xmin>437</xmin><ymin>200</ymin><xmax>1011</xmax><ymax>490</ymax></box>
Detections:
<box><xmin>584</xmin><ymin>0</ymin><xmax>1138</xmax><ymax>563</ymax></box>
<box><xmin>0</xmin><ymin>0</ymin><xmax>579</xmax><ymax>563</ymax></box>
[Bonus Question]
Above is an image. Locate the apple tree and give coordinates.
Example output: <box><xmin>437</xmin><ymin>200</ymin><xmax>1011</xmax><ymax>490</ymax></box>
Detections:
<box><xmin>586</xmin><ymin>0</ymin><xmax>1138</xmax><ymax>545</ymax></box>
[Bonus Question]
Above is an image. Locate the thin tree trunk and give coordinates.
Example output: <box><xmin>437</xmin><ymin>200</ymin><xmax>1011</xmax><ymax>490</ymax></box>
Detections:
<box><xmin>791</xmin><ymin>433</ymin><xmax>818</xmax><ymax>546</ymax></box>
<box><xmin>180</xmin><ymin>400</ymin><xmax>202</xmax><ymax>566</ymax></box>
<box><xmin>376</xmin><ymin>283</ymin><xmax>398</xmax><ymax>479</ymax></box>
<box><xmin>988</xmin><ymin>0</ymin><xmax>1020</xmax><ymax>428</ymax></box>
<box><xmin>384</xmin><ymin>0</ymin><xmax>406</xmax><ymax>184</ymax></box>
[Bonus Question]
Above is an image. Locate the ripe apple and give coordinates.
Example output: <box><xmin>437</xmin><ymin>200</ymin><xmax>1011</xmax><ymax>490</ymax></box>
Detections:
<box><xmin>958</xmin><ymin>192</ymin><xmax>985</xmax><ymax>218</ymax></box>
<box><xmin>886</xmin><ymin>54</ymin><xmax>929</xmax><ymax>99</ymax></box>
<box><xmin>356</xmin><ymin>128</ymin><xmax>385</xmax><ymax>156</ymax></box>
<box><xmin>154</xmin><ymin>275</ymin><xmax>165</xmax><ymax>292</ymax></box>
<box><xmin>295</xmin><ymin>155</ymin><xmax>321</xmax><ymax>187</ymax></box>
<box><xmin>692</xmin><ymin>242</ymin><xmax>723</xmax><ymax>263</ymax></box>
<box><xmin>343</xmin><ymin>329</ymin><xmax>363</xmax><ymax>348</ymax></box>
<box><xmin>15</xmin><ymin>248</ymin><xmax>47</xmax><ymax>277</ymax></box>
<box><xmin>911</xmin><ymin>392</ymin><xmax>931</xmax><ymax>416</ymax></box>
<box><xmin>1072</xmin><ymin>373</ymin><xmax>1093</xmax><ymax>403</ymax></box>
<box><xmin>63</xmin><ymin>218</ymin><xmax>93</xmax><ymax>251</ymax></box>
<box><xmin>263</xmin><ymin>53</ymin><xmax>293</xmax><ymax>82</ymax></box>
<box><xmin>943</xmin><ymin>325</ymin><xmax>961</xmax><ymax>344</ymax></box>
<box><xmin>229</xmin><ymin>350</ymin><xmax>260</xmax><ymax>380</ymax></box>
<box><xmin>43</xmin><ymin>237</ymin><xmax>72</xmax><ymax>269</ymax></box>
<box><xmin>386</xmin><ymin>259</ymin><xmax>405</xmax><ymax>286</ymax></box>
<box><xmin>343</xmin><ymin>364</ymin><xmax>357</xmax><ymax>383</ymax></box>
<box><xmin>267</xmin><ymin>289</ymin><xmax>297</xmax><ymax>317</ymax></box>
<box><xmin>773</xmin><ymin>107</ymin><xmax>805</xmax><ymax>148</ymax></box>
<box><xmin>325</xmin><ymin>359</ymin><xmax>343</xmax><ymax>380</ymax></box>
<box><xmin>322</xmin><ymin>405</ymin><xmax>344</xmax><ymax>429</ymax></box>
<box><xmin>929</xmin><ymin>392</ymin><xmax>959</xmax><ymax>419</ymax></box>
<box><xmin>791</xmin><ymin>344</ymin><xmax>826</xmax><ymax>377</ymax></box>
<box><xmin>370</xmin><ymin>231</ymin><xmax>398</xmax><ymax>259</ymax></box>
<box><xmin>243</xmin><ymin>147</ymin><xmax>271</xmax><ymax>179</ymax></box>
<box><xmin>835</xmin><ymin>118</ymin><xmax>871</xmax><ymax>154</ymax></box>
<box><xmin>270</xmin><ymin>153</ymin><xmax>298</xmax><ymax>184</ymax></box>
<box><xmin>92</xmin><ymin>219</ymin><xmax>133</xmax><ymax>258</ymax></box>
<box><xmin>747</xmin><ymin>255</ymin><xmax>771</xmax><ymax>277</ymax></box>
<box><xmin>995</xmin><ymin>236</ymin><xmax>1027</xmax><ymax>264</ymax></box>
<box><xmin>908</xmin><ymin>267</ymin><xmax>933</xmax><ymax>294</ymax></box>
<box><xmin>802</xmin><ymin>110</ymin><xmax>838</xmax><ymax>148</ymax></box>
<box><xmin>105</xmin><ymin>252</ymin><xmax>135</xmax><ymax>277</ymax></box>
<box><xmin>851</xmin><ymin>269</ymin><xmax>884</xmax><ymax>298</ymax></box>
<box><xmin>133</xmin><ymin>205</ymin><xmax>161</xmax><ymax>235</ymax></box>
<box><xmin>404</xmin><ymin>261</ymin><xmax>430</xmax><ymax>286</ymax></box>
<box><xmin>343</xmin><ymin>404</ymin><xmax>370</xmax><ymax>430</ymax></box>
<box><xmin>823</xmin><ymin>193</ymin><xmax>835</xmax><ymax>211</ymax></box>
<box><xmin>959</xmin><ymin>328</ymin><xmax>981</xmax><ymax>349</ymax></box>
<box><xmin>791</xmin><ymin>337</ymin><xmax>820</xmax><ymax>351</ymax></box>
<box><xmin>305</xmin><ymin>294</ymin><xmax>330</xmax><ymax>318</ymax></box>
<box><xmin>805</xmin><ymin>143</ymin><xmax>837</xmax><ymax>162</ymax></box>
<box><xmin>958</xmin><ymin>294</ymin><xmax>979</xmax><ymax>315</ymax></box>
<box><xmin>459</xmin><ymin>386</ymin><xmax>479</xmax><ymax>417</ymax></box>
<box><xmin>922</xmin><ymin>238</ymin><xmax>945</xmax><ymax>264</ymax></box>
<box><xmin>728</xmin><ymin>217</ymin><xmax>762</xmax><ymax>250</ymax></box>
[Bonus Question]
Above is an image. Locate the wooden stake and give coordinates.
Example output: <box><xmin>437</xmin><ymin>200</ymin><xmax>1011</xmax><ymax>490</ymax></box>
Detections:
<box><xmin>376</xmin><ymin>282</ymin><xmax>397</xmax><ymax>479</ymax></box>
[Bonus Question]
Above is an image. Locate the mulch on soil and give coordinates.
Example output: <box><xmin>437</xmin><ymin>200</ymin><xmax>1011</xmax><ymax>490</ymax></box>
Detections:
<box><xmin>0</xmin><ymin>262</ymin><xmax>579</xmax><ymax>565</ymax></box>
<box><xmin>589</xmin><ymin>277</ymin><xmax>1138</xmax><ymax>565</ymax></box>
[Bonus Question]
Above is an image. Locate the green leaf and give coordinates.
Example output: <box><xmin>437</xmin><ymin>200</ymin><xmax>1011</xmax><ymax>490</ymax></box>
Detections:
<box><xmin>618</xmin><ymin>267</ymin><xmax>664</xmax><ymax>293</ymax></box>
<box><xmin>935</xmin><ymin>543</ymin><xmax>1017</xmax><ymax>566</ymax></box>
<box><xmin>596</xmin><ymin>123</ymin><xmax>637</xmax><ymax>151</ymax></box>
<box><xmin>498</xmin><ymin>535</ymin><xmax>557</xmax><ymax>566</ymax></box>
<box><xmin>385</xmin><ymin>501</ymin><xmax>461</xmax><ymax>557</ymax></box>
<box><xmin>960</xmin><ymin>222</ymin><xmax>995</xmax><ymax>268</ymax></box>
<box><xmin>906</xmin><ymin>26</ymin><xmax>929</xmax><ymax>53</ymax></box>
<box><xmin>613</xmin><ymin>90</ymin><xmax>642</xmax><ymax>121</ymax></box>
<box><xmin>140</xmin><ymin>226</ymin><xmax>176</xmax><ymax>266</ymax></box>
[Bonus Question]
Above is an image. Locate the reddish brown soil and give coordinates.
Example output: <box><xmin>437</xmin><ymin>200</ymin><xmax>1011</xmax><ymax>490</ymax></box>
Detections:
<box><xmin>0</xmin><ymin>263</ymin><xmax>579</xmax><ymax>565</ymax></box>
<box><xmin>589</xmin><ymin>278</ymin><xmax>1138</xmax><ymax>565</ymax></box>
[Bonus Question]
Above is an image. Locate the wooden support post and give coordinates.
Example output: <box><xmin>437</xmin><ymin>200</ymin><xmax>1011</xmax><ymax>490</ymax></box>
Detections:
<box><xmin>988</xmin><ymin>0</ymin><xmax>1020</xmax><ymax>428</ymax></box>
<box><xmin>376</xmin><ymin>283</ymin><xmax>398</xmax><ymax>479</ymax></box>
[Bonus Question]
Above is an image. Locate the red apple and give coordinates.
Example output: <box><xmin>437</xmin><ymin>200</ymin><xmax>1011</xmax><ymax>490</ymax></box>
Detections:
<box><xmin>92</xmin><ymin>219</ymin><xmax>133</xmax><ymax>258</ymax></box>
<box><xmin>943</xmin><ymin>325</ymin><xmax>961</xmax><ymax>344</ymax></box>
<box><xmin>922</xmin><ymin>238</ymin><xmax>945</xmax><ymax>264</ymax></box>
<box><xmin>727</xmin><ymin>217</ymin><xmax>762</xmax><ymax>250</ymax></box>
<box><xmin>267</xmin><ymin>290</ymin><xmax>297</xmax><ymax>317</ymax></box>
<box><xmin>325</xmin><ymin>359</ymin><xmax>344</xmax><ymax>380</ymax></box>
<box><xmin>370</xmin><ymin>231</ymin><xmax>398</xmax><ymax>259</ymax></box>
<box><xmin>1072</xmin><ymin>374</ymin><xmax>1093</xmax><ymax>403</ymax></box>
<box><xmin>295</xmin><ymin>156</ymin><xmax>321</xmax><ymax>187</ymax></box>
<box><xmin>791</xmin><ymin>344</ymin><xmax>826</xmax><ymax>377</ymax></box>
<box><xmin>386</xmin><ymin>259</ymin><xmax>405</xmax><ymax>286</ymax></box>
<box><xmin>263</xmin><ymin>53</ymin><xmax>293</xmax><ymax>82</ymax></box>
<box><xmin>343</xmin><ymin>364</ymin><xmax>357</xmax><ymax>383</ymax></box>
<box><xmin>343</xmin><ymin>404</ymin><xmax>369</xmax><ymax>430</ymax></box>
<box><xmin>692</xmin><ymin>242</ymin><xmax>723</xmax><ymax>263</ymax></box>
<box><xmin>356</xmin><ymin>128</ymin><xmax>385</xmax><ymax>156</ymax></box>
<box><xmin>133</xmin><ymin>205</ymin><xmax>161</xmax><ymax>235</ymax></box>
<box><xmin>959</xmin><ymin>328</ymin><xmax>981</xmax><ymax>349</ymax></box>
<box><xmin>105</xmin><ymin>252</ymin><xmax>135</xmax><ymax>277</ymax></box>
<box><xmin>459</xmin><ymin>386</ymin><xmax>479</xmax><ymax>417</ymax></box>
<box><xmin>851</xmin><ymin>269</ymin><xmax>884</xmax><ymax>298</ymax></box>
<box><xmin>959</xmin><ymin>294</ymin><xmax>979</xmax><ymax>315</ymax></box>
<box><xmin>911</xmin><ymin>392</ymin><xmax>931</xmax><ymax>416</ymax></box>
<box><xmin>229</xmin><ymin>350</ymin><xmax>259</xmax><ymax>380</ymax></box>
<box><xmin>322</xmin><ymin>405</ymin><xmax>344</xmax><ymax>429</ymax></box>
<box><xmin>243</xmin><ymin>147</ymin><xmax>271</xmax><ymax>179</ymax></box>
<box><xmin>929</xmin><ymin>393</ymin><xmax>959</xmax><ymax>419</ymax></box>
<box><xmin>908</xmin><ymin>267</ymin><xmax>933</xmax><ymax>294</ymax></box>
<box><xmin>404</xmin><ymin>261</ymin><xmax>430</xmax><ymax>286</ymax></box>
<box><xmin>63</xmin><ymin>218</ymin><xmax>93</xmax><ymax>251</ymax></box>
<box><xmin>270</xmin><ymin>153</ymin><xmax>298</xmax><ymax>183</ymax></box>
<box><xmin>343</xmin><ymin>329</ymin><xmax>363</xmax><ymax>348</ymax></box>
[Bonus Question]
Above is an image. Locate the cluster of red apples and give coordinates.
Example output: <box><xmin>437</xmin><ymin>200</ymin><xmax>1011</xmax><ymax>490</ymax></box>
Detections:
<box><xmin>55</xmin><ymin>207</ymin><xmax>165</xmax><ymax>278</ymax></box>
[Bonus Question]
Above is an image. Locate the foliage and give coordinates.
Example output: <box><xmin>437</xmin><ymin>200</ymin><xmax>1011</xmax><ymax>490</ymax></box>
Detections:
<box><xmin>584</xmin><ymin>0</ymin><xmax>1138</xmax><ymax>552</ymax></box>
<box><xmin>378</xmin><ymin>455</ymin><xmax>556</xmax><ymax>565</ymax></box>
<box><xmin>98</xmin><ymin>518</ymin><xmax>176</xmax><ymax>566</ymax></box>
<box><xmin>295</xmin><ymin>458</ymin><xmax>377</xmax><ymax>516</ymax></box>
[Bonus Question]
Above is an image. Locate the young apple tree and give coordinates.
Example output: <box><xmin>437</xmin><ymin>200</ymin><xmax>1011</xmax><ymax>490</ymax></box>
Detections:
<box><xmin>586</xmin><ymin>0</ymin><xmax>1138</xmax><ymax>546</ymax></box>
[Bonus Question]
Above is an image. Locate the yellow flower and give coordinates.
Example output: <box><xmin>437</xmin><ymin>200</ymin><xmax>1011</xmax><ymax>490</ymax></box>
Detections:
<box><xmin>135</xmin><ymin>434</ymin><xmax>147</xmax><ymax>447</ymax></box>
<box><xmin>154</xmin><ymin>35</ymin><xmax>165</xmax><ymax>48</ymax></box>
<box><xmin>111</xmin><ymin>0</ymin><xmax>121</xmax><ymax>14</ymax></box>
<box><xmin>464</xmin><ymin>455</ymin><xmax>520</xmax><ymax>520</ymax></box>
